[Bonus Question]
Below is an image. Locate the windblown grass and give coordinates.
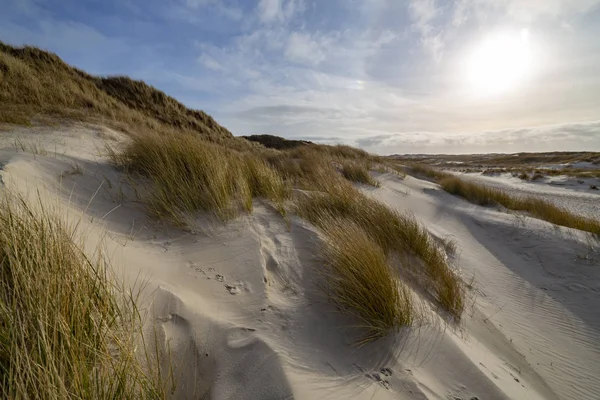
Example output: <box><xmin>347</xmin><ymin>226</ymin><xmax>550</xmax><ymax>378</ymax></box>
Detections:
<box><xmin>439</xmin><ymin>175</ymin><xmax>600</xmax><ymax>235</ymax></box>
<box><xmin>0</xmin><ymin>192</ymin><xmax>165</xmax><ymax>399</ymax></box>
<box><xmin>407</xmin><ymin>163</ymin><xmax>449</xmax><ymax>181</ymax></box>
<box><xmin>319</xmin><ymin>217</ymin><xmax>413</xmax><ymax>345</ymax></box>
<box><xmin>0</xmin><ymin>41</ymin><xmax>237</xmax><ymax>145</ymax></box>
<box><xmin>297</xmin><ymin>175</ymin><xmax>464</xmax><ymax>318</ymax></box>
<box><xmin>111</xmin><ymin>131</ymin><xmax>290</xmax><ymax>225</ymax></box>
<box><xmin>340</xmin><ymin>161</ymin><xmax>379</xmax><ymax>186</ymax></box>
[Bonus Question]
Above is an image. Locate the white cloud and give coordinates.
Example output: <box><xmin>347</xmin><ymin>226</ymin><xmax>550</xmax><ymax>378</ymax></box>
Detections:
<box><xmin>197</xmin><ymin>53</ymin><xmax>222</xmax><ymax>70</ymax></box>
<box><xmin>180</xmin><ymin>0</ymin><xmax>243</xmax><ymax>20</ymax></box>
<box><xmin>355</xmin><ymin>120</ymin><xmax>600</xmax><ymax>154</ymax></box>
<box><xmin>409</xmin><ymin>0</ymin><xmax>438</xmax><ymax>33</ymax></box>
<box><xmin>284</xmin><ymin>32</ymin><xmax>326</xmax><ymax>65</ymax></box>
<box><xmin>409</xmin><ymin>0</ymin><xmax>444</xmax><ymax>60</ymax></box>
<box><xmin>452</xmin><ymin>0</ymin><xmax>600</xmax><ymax>25</ymax></box>
<box><xmin>257</xmin><ymin>0</ymin><xmax>304</xmax><ymax>24</ymax></box>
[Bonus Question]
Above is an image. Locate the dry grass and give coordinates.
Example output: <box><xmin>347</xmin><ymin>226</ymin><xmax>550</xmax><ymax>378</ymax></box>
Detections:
<box><xmin>296</xmin><ymin>176</ymin><xmax>464</xmax><ymax>318</ymax></box>
<box><xmin>2</xmin><ymin>42</ymin><xmax>465</xmax><ymax>345</ymax></box>
<box><xmin>0</xmin><ymin>192</ymin><xmax>165</xmax><ymax>399</ymax></box>
<box><xmin>0</xmin><ymin>42</ymin><xmax>239</xmax><ymax>145</ymax></box>
<box><xmin>319</xmin><ymin>217</ymin><xmax>413</xmax><ymax>345</ymax></box>
<box><xmin>439</xmin><ymin>175</ymin><xmax>600</xmax><ymax>235</ymax></box>
<box><xmin>340</xmin><ymin>161</ymin><xmax>379</xmax><ymax>186</ymax></box>
<box><xmin>407</xmin><ymin>163</ymin><xmax>449</xmax><ymax>181</ymax></box>
<box><xmin>111</xmin><ymin>131</ymin><xmax>290</xmax><ymax>226</ymax></box>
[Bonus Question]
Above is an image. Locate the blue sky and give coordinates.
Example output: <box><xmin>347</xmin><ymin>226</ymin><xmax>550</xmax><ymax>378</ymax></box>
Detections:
<box><xmin>2</xmin><ymin>0</ymin><xmax>600</xmax><ymax>153</ymax></box>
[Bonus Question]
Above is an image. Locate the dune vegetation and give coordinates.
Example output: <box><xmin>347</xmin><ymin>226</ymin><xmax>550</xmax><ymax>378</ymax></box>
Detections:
<box><xmin>0</xmin><ymin>41</ymin><xmax>236</xmax><ymax>144</ymax></box>
<box><xmin>318</xmin><ymin>217</ymin><xmax>413</xmax><ymax>345</ymax></box>
<box><xmin>295</xmin><ymin>171</ymin><xmax>463</xmax><ymax>319</ymax></box>
<box><xmin>402</xmin><ymin>163</ymin><xmax>600</xmax><ymax>236</ymax></box>
<box><xmin>439</xmin><ymin>175</ymin><xmax>600</xmax><ymax>235</ymax></box>
<box><xmin>111</xmin><ymin>130</ymin><xmax>465</xmax><ymax>340</ymax></box>
<box><xmin>110</xmin><ymin>131</ymin><xmax>290</xmax><ymax>225</ymax></box>
<box><xmin>0</xmin><ymin>192</ymin><xmax>166</xmax><ymax>399</ymax></box>
<box><xmin>340</xmin><ymin>161</ymin><xmax>380</xmax><ymax>186</ymax></box>
<box><xmin>0</xmin><ymin>40</ymin><xmax>465</xmax><ymax>357</ymax></box>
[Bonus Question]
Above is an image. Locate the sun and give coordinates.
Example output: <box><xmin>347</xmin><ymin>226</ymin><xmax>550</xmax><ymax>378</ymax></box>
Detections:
<box><xmin>467</xmin><ymin>29</ymin><xmax>533</xmax><ymax>95</ymax></box>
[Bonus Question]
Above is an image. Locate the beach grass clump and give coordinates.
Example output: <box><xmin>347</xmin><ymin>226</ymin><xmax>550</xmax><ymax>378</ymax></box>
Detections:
<box><xmin>112</xmin><ymin>131</ymin><xmax>289</xmax><ymax>225</ymax></box>
<box><xmin>0</xmin><ymin>192</ymin><xmax>164</xmax><ymax>399</ymax></box>
<box><xmin>318</xmin><ymin>217</ymin><xmax>413</xmax><ymax>345</ymax></box>
<box><xmin>407</xmin><ymin>163</ymin><xmax>450</xmax><ymax>181</ymax></box>
<box><xmin>439</xmin><ymin>175</ymin><xmax>600</xmax><ymax>235</ymax></box>
<box><xmin>296</xmin><ymin>178</ymin><xmax>464</xmax><ymax>317</ymax></box>
<box><xmin>340</xmin><ymin>161</ymin><xmax>379</xmax><ymax>186</ymax></box>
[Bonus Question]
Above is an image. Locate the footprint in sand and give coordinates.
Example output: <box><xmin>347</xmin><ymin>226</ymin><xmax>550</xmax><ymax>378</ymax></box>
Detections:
<box><xmin>361</xmin><ymin>366</ymin><xmax>394</xmax><ymax>390</ymax></box>
<box><xmin>224</xmin><ymin>281</ymin><xmax>250</xmax><ymax>295</ymax></box>
<box><xmin>225</xmin><ymin>285</ymin><xmax>240</xmax><ymax>295</ymax></box>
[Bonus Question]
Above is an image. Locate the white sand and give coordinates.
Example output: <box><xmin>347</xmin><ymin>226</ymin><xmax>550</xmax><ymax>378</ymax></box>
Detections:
<box><xmin>1</xmin><ymin>123</ymin><xmax>599</xmax><ymax>399</ymax></box>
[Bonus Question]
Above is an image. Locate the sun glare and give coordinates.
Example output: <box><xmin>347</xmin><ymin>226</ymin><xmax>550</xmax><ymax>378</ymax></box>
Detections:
<box><xmin>467</xmin><ymin>29</ymin><xmax>533</xmax><ymax>95</ymax></box>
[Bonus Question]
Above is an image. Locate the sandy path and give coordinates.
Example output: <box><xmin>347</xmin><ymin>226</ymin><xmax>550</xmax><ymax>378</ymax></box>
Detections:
<box><xmin>2</xmin><ymin>124</ymin><xmax>599</xmax><ymax>399</ymax></box>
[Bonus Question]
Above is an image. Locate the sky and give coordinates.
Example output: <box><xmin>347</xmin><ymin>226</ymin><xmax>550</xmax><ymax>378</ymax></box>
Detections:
<box><xmin>2</xmin><ymin>0</ymin><xmax>600</xmax><ymax>154</ymax></box>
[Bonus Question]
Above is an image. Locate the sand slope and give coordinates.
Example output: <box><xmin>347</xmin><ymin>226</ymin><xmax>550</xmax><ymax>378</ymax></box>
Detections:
<box><xmin>1</xmin><ymin>124</ymin><xmax>598</xmax><ymax>399</ymax></box>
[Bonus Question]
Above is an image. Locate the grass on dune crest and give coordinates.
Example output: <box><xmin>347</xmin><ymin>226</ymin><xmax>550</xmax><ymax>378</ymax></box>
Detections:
<box><xmin>296</xmin><ymin>173</ymin><xmax>464</xmax><ymax>318</ymax></box>
<box><xmin>112</xmin><ymin>130</ymin><xmax>464</xmax><ymax>338</ymax></box>
<box><xmin>439</xmin><ymin>175</ymin><xmax>600</xmax><ymax>236</ymax></box>
<box><xmin>340</xmin><ymin>161</ymin><xmax>380</xmax><ymax>187</ymax></box>
<box><xmin>0</xmin><ymin>192</ymin><xmax>165</xmax><ymax>399</ymax></box>
<box><xmin>111</xmin><ymin>131</ymin><xmax>290</xmax><ymax>225</ymax></box>
<box><xmin>0</xmin><ymin>42</ymin><xmax>239</xmax><ymax>146</ymax></box>
<box><xmin>1</xmin><ymin>41</ymin><xmax>463</xmax><ymax>344</ymax></box>
<box><xmin>318</xmin><ymin>217</ymin><xmax>413</xmax><ymax>346</ymax></box>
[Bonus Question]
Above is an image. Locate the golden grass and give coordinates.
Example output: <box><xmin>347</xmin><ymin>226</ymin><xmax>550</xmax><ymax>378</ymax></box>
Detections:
<box><xmin>296</xmin><ymin>175</ymin><xmax>464</xmax><ymax>318</ymax></box>
<box><xmin>340</xmin><ymin>161</ymin><xmax>379</xmax><ymax>186</ymax></box>
<box><xmin>407</xmin><ymin>163</ymin><xmax>449</xmax><ymax>180</ymax></box>
<box><xmin>319</xmin><ymin>217</ymin><xmax>413</xmax><ymax>345</ymax></box>
<box><xmin>2</xmin><ymin>42</ymin><xmax>465</xmax><ymax>344</ymax></box>
<box><xmin>111</xmin><ymin>131</ymin><xmax>290</xmax><ymax>226</ymax></box>
<box><xmin>0</xmin><ymin>42</ymin><xmax>239</xmax><ymax>145</ymax></box>
<box><xmin>439</xmin><ymin>175</ymin><xmax>600</xmax><ymax>235</ymax></box>
<box><xmin>0</xmin><ymin>192</ymin><xmax>165</xmax><ymax>399</ymax></box>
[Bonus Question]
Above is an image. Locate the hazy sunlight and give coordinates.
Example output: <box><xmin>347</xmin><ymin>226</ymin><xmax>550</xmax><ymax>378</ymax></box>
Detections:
<box><xmin>467</xmin><ymin>29</ymin><xmax>533</xmax><ymax>95</ymax></box>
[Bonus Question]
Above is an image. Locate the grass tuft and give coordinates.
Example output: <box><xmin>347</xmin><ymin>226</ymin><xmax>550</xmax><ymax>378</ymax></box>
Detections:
<box><xmin>319</xmin><ymin>217</ymin><xmax>413</xmax><ymax>345</ymax></box>
<box><xmin>0</xmin><ymin>191</ymin><xmax>164</xmax><ymax>399</ymax></box>
<box><xmin>340</xmin><ymin>161</ymin><xmax>379</xmax><ymax>186</ymax></box>
<box><xmin>296</xmin><ymin>178</ymin><xmax>464</xmax><ymax>317</ymax></box>
<box><xmin>439</xmin><ymin>175</ymin><xmax>600</xmax><ymax>235</ymax></box>
<box><xmin>112</xmin><ymin>131</ymin><xmax>289</xmax><ymax>225</ymax></box>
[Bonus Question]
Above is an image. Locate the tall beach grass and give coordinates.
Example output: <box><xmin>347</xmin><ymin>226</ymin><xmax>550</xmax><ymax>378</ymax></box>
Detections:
<box><xmin>0</xmin><ymin>191</ymin><xmax>165</xmax><ymax>399</ymax></box>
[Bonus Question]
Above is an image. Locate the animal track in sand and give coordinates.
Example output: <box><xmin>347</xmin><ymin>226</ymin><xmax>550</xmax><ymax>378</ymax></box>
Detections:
<box><xmin>224</xmin><ymin>281</ymin><xmax>250</xmax><ymax>295</ymax></box>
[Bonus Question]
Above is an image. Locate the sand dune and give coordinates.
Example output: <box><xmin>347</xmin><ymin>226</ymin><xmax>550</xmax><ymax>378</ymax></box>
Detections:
<box><xmin>1</xmin><ymin>123</ymin><xmax>599</xmax><ymax>399</ymax></box>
